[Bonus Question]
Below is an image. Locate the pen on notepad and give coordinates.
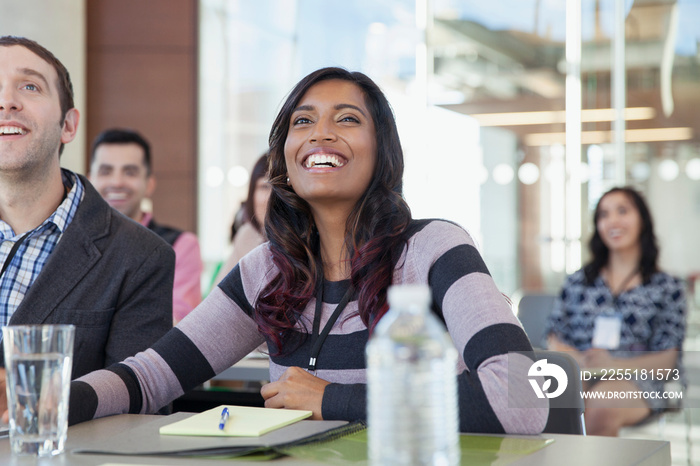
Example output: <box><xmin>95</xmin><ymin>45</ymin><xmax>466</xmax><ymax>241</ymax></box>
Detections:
<box><xmin>218</xmin><ymin>407</ymin><xmax>230</xmax><ymax>431</ymax></box>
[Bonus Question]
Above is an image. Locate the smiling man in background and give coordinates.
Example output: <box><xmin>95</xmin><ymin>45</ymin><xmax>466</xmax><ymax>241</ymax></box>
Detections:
<box><xmin>89</xmin><ymin>128</ymin><xmax>203</xmax><ymax>324</ymax></box>
<box><xmin>0</xmin><ymin>35</ymin><xmax>174</xmax><ymax>409</ymax></box>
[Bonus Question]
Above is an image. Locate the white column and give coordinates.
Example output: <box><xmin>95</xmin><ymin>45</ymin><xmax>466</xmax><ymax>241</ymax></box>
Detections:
<box><xmin>565</xmin><ymin>0</ymin><xmax>582</xmax><ymax>274</ymax></box>
<box><xmin>612</xmin><ymin>0</ymin><xmax>626</xmax><ymax>185</ymax></box>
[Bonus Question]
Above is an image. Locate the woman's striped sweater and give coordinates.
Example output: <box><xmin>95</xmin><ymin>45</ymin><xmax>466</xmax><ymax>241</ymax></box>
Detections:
<box><xmin>69</xmin><ymin>219</ymin><xmax>547</xmax><ymax>433</ymax></box>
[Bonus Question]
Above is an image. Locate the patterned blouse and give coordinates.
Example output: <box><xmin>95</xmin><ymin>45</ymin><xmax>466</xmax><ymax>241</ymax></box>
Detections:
<box><xmin>546</xmin><ymin>268</ymin><xmax>687</xmax><ymax>410</ymax></box>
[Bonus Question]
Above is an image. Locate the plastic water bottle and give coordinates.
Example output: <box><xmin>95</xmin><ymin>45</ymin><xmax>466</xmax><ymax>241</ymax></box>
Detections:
<box><xmin>366</xmin><ymin>284</ymin><xmax>460</xmax><ymax>466</ymax></box>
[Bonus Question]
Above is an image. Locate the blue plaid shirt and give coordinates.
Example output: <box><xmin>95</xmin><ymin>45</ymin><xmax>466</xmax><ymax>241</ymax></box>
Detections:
<box><xmin>0</xmin><ymin>169</ymin><xmax>84</xmax><ymax>325</ymax></box>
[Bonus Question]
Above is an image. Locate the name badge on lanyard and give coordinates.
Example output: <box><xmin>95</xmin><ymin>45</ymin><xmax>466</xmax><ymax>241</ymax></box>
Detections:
<box><xmin>592</xmin><ymin>314</ymin><xmax>622</xmax><ymax>350</ymax></box>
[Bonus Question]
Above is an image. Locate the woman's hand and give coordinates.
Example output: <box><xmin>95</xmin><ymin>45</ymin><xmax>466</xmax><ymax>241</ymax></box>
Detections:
<box><xmin>260</xmin><ymin>366</ymin><xmax>330</xmax><ymax>420</ymax></box>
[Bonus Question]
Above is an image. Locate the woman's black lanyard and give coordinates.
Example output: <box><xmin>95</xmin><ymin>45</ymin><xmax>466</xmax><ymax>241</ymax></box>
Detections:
<box><xmin>0</xmin><ymin>231</ymin><xmax>32</xmax><ymax>281</ymax></box>
<box><xmin>307</xmin><ymin>272</ymin><xmax>355</xmax><ymax>373</ymax></box>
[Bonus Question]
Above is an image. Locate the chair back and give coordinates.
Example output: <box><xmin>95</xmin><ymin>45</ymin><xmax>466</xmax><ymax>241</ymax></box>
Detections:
<box><xmin>516</xmin><ymin>293</ymin><xmax>557</xmax><ymax>349</ymax></box>
<box><xmin>533</xmin><ymin>350</ymin><xmax>586</xmax><ymax>435</ymax></box>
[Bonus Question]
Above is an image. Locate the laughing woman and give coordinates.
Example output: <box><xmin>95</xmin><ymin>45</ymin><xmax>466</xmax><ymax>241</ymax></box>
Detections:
<box><xmin>67</xmin><ymin>68</ymin><xmax>547</xmax><ymax>434</ymax></box>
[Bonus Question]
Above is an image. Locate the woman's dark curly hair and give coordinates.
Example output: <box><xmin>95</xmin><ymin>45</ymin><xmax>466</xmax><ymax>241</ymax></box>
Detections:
<box><xmin>255</xmin><ymin>67</ymin><xmax>412</xmax><ymax>354</ymax></box>
<box><xmin>584</xmin><ymin>186</ymin><xmax>659</xmax><ymax>284</ymax></box>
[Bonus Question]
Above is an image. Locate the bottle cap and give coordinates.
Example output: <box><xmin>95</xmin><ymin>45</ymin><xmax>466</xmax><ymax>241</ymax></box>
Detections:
<box><xmin>387</xmin><ymin>284</ymin><xmax>431</xmax><ymax>309</ymax></box>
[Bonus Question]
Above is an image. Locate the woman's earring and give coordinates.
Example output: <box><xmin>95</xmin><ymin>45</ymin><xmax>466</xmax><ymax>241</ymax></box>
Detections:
<box><xmin>286</xmin><ymin>177</ymin><xmax>291</xmax><ymax>185</ymax></box>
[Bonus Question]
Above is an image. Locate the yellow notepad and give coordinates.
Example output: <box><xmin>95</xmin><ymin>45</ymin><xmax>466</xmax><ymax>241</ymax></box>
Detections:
<box><xmin>159</xmin><ymin>405</ymin><xmax>312</xmax><ymax>437</ymax></box>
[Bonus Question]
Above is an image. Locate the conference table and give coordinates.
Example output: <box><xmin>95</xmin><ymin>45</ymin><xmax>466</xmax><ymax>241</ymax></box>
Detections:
<box><xmin>211</xmin><ymin>355</ymin><xmax>271</xmax><ymax>382</ymax></box>
<box><xmin>0</xmin><ymin>412</ymin><xmax>671</xmax><ymax>465</ymax></box>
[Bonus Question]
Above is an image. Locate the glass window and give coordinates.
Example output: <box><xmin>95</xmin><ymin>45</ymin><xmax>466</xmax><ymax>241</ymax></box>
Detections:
<box><xmin>200</xmin><ymin>0</ymin><xmax>700</xmax><ymax>304</ymax></box>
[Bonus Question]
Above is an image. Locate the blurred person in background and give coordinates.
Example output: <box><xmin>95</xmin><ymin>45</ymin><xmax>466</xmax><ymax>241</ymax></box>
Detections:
<box><xmin>214</xmin><ymin>153</ymin><xmax>270</xmax><ymax>285</ymax></box>
<box><xmin>546</xmin><ymin>186</ymin><xmax>686</xmax><ymax>436</ymax></box>
<box><xmin>89</xmin><ymin>128</ymin><xmax>203</xmax><ymax>324</ymax></box>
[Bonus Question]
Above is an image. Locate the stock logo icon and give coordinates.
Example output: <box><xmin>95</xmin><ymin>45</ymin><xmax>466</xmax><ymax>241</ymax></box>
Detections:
<box><xmin>528</xmin><ymin>359</ymin><xmax>568</xmax><ymax>399</ymax></box>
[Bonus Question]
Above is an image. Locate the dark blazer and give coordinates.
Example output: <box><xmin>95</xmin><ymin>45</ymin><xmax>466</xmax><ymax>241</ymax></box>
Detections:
<box><xmin>2</xmin><ymin>173</ymin><xmax>175</xmax><ymax>379</ymax></box>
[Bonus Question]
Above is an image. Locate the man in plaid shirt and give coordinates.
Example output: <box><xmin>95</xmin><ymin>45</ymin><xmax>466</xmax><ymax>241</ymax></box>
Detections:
<box><xmin>0</xmin><ymin>36</ymin><xmax>175</xmax><ymax>413</ymax></box>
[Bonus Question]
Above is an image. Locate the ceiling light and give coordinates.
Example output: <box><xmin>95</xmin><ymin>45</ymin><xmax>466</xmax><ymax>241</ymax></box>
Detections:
<box><xmin>686</xmin><ymin>158</ymin><xmax>700</xmax><ymax>180</ymax></box>
<box><xmin>518</xmin><ymin>163</ymin><xmax>540</xmax><ymax>185</ymax></box>
<box><xmin>227</xmin><ymin>166</ymin><xmax>249</xmax><ymax>187</ymax></box>
<box><xmin>658</xmin><ymin>160</ymin><xmax>679</xmax><ymax>181</ymax></box>
<box><xmin>470</xmin><ymin>107</ymin><xmax>656</xmax><ymax>127</ymax></box>
<box><xmin>524</xmin><ymin>127</ymin><xmax>693</xmax><ymax>146</ymax></box>
<box><xmin>493</xmin><ymin>164</ymin><xmax>514</xmax><ymax>185</ymax></box>
<box><xmin>205</xmin><ymin>166</ymin><xmax>224</xmax><ymax>187</ymax></box>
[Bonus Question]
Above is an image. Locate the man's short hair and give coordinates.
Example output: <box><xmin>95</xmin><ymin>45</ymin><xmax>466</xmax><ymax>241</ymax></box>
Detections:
<box><xmin>91</xmin><ymin>129</ymin><xmax>153</xmax><ymax>175</ymax></box>
<box><xmin>0</xmin><ymin>36</ymin><xmax>75</xmax><ymax>155</ymax></box>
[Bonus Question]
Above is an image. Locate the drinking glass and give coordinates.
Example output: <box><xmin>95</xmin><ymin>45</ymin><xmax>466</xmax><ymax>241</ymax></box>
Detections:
<box><xmin>2</xmin><ymin>325</ymin><xmax>75</xmax><ymax>456</ymax></box>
